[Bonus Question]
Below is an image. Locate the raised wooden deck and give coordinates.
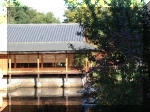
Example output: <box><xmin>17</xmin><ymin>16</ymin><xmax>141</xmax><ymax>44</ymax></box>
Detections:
<box><xmin>1</xmin><ymin>53</ymin><xmax>89</xmax><ymax>76</ymax></box>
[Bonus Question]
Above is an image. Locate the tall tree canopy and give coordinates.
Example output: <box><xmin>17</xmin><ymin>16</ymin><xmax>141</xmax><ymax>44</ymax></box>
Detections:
<box><xmin>64</xmin><ymin>0</ymin><xmax>150</xmax><ymax>107</ymax></box>
<box><xmin>5</xmin><ymin>0</ymin><xmax>60</xmax><ymax>24</ymax></box>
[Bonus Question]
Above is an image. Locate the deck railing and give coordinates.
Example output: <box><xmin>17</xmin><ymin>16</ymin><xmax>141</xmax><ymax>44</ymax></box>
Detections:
<box><xmin>9</xmin><ymin>67</ymin><xmax>83</xmax><ymax>75</ymax></box>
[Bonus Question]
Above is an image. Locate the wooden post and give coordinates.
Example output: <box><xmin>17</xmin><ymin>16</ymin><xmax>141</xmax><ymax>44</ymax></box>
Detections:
<box><xmin>8</xmin><ymin>55</ymin><xmax>11</xmax><ymax>83</ymax></box>
<box><xmin>14</xmin><ymin>55</ymin><xmax>16</xmax><ymax>69</ymax></box>
<box><xmin>36</xmin><ymin>53</ymin><xmax>41</xmax><ymax>88</ymax></box>
<box><xmin>72</xmin><ymin>54</ymin><xmax>75</xmax><ymax>68</ymax></box>
<box><xmin>9</xmin><ymin>56</ymin><xmax>11</xmax><ymax>73</ymax></box>
<box><xmin>66</xmin><ymin>54</ymin><xmax>68</xmax><ymax>72</ymax></box>
<box><xmin>54</xmin><ymin>54</ymin><xmax>56</xmax><ymax>67</ymax></box>
<box><xmin>85</xmin><ymin>57</ymin><xmax>89</xmax><ymax>72</ymax></box>
<box><xmin>37</xmin><ymin>54</ymin><xmax>40</xmax><ymax>81</ymax></box>
<box><xmin>66</xmin><ymin>53</ymin><xmax>68</xmax><ymax>81</ymax></box>
<box><xmin>27</xmin><ymin>55</ymin><xmax>29</xmax><ymax>68</ymax></box>
<box><xmin>41</xmin><ymin>54</ymin><xmax>43</xmax><ymax>68</ymax></box>
<box><xmin>68</xmin><ymin>54</ymin><xmax>70</xmax><ymax>69</ymax></box>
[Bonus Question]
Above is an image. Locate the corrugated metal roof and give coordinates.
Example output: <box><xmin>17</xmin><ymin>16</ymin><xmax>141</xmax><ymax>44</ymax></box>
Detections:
<box><xmin>7</xmin><ymin>24</ymin><xmax>96</xmax><ymax>52</ymax></box>
<box><xmin>8</xmin><ymin>24</ymin><xmax>84</xmax><ymax>42</ymax></box>
<box><xmin>8</xmin><ymin>42</ymin><xmax>95</xmax><ymax>52</ymax></box>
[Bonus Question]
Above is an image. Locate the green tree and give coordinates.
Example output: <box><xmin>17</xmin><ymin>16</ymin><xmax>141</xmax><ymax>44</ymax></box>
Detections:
<box><xmin>6</xmin><ymin>0</ymin><xmax>60</xmax><ymax>24</ymax></box>
<box><xmin>64</xmin><ymin>0</ymin><xmax>149</xmax><ymax>107</ymax></box>
<box><xmin>44</xmin><ymin>12</ymin><xmax>60</xmax><ymax>23</ymax></box>
<box><xmin>142</xmin><ymin>3</ymin><xmax>150</xmax><ymax>105</ymax></box>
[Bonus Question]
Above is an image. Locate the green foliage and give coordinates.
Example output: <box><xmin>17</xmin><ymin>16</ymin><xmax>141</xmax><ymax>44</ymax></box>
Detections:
<box><xmin>64</xmin><ymin>7</ymin><xmax>94</xmax><ymax>23</ymax></box>
<box><xmin>8</xmin><ymin>7</ymin><xmax>60</xmax><ymax>24</ymax></box>
<box><xmin>64</xmin><ymin>0</ymin><xmax>148</xmax><ymax>106</ymax></box>
<box><xmin>74</xmin><ymin>54</ymin><xmax>86</xmax><ymax>68</ymax></box>
<box><xmin>45</xmin><ymin>12</ymin><xmax>60</xmax><ymax>23</ymax></box>
<box><xmin>64</xmin><ymin>10</ymin><xmax>78</xmax><ymax>23</ymax></box>
<box><xmin>94</xmin><ymin>70</ymin><xmax>142</xmax><ymax>105</ymax></box>
<box><xmin>7</xmin><ymin>0</ymin><xmax>60</xmax><ymax>24</ymax></box>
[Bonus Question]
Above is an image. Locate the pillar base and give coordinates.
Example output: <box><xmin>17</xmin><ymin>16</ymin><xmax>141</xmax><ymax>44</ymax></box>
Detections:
<box><xmin>37</xmin><ymin>82</ymin><xmax>41</xmax><ymax>88</ymax></box>
<box><xmin>64</xmin><ymin>80</ymin><xmax>71</xmax><ymax>88</ymax></box>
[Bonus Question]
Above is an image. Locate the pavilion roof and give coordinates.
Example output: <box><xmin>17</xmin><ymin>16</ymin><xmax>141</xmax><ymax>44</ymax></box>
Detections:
<box><xmin>7</xmin><ymin>24</ymin><xmax>95</xmax><ymax>52</ymax></box>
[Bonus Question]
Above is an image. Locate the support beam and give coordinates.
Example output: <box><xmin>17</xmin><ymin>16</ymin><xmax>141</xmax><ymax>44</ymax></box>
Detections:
<box><xmin>54</xmin><ymin>54</ymin><xmax>56</xmax><ymax>67</ymax></box>
<box><xmin>27</xmin><ymin>55</ymin><xmax>29</xmax><ymax>68</ymax></box>
<box><xmin>37</xmin><ymin>55</ymin><xmax>40</xmax><ymax>80</ymax></box>
<box><xmin>66</xmin><ymin>53</ymin><xmax>69</xmax><ymax>81</ymax></box>
<box><xmin>9</xmin><ymin>57</ymin><xmax>11</xmax><ymax>73</ymax></box>
<box><xmin>68</xmin><ymin>54</ymin><xmax>70</xmax><ymax>68</ymax></box>
<box><xmin>14</xmin><ymin>55</ymin><xmax>16</xmax><ymax>69</ymax></box>
<box><xmin>66</xmin><ymin>74</ymin><xmax>68</xmax><ymax>82</ymax></box>
<box><xmin>72</xmin><ymin>54</ymin><xmax>75</xmax><ymax>68</ymax></box>
<box><xmin>85</xmin><ymin>57</ymin><xmax>89</xmax><ymax>72</ymax></box>
<box><xmin>66</xmin><ymin>53</ymin><xmax>68</xmax><ymax>72</ymax></box>
<box><xmin>41</xmin><ymin>54</ymin><xmax>44</xmax><ymax>68</ymax></box>
<box><xmin>37</xmin><ymin>54</ymin><xmax>41</xmax><ymax>88</ymax></box>
<box><xmin>8</xmin><ymin>55</ymin><xmax>11</xmax><ymax>83</ymax></box>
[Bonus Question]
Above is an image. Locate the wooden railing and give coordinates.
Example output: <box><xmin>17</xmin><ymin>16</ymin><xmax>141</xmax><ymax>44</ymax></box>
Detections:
<box><xmin>9</xmin><ymin>67</ymin><xmax>83</xmax><ymax>75</ymax></box>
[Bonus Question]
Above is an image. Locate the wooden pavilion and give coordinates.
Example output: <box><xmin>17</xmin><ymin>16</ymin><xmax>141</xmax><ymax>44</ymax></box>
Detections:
<box><xmin>0</xmin><ymin>24</ymin><xmax>95</xmax><ymax>81</ymax></box>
